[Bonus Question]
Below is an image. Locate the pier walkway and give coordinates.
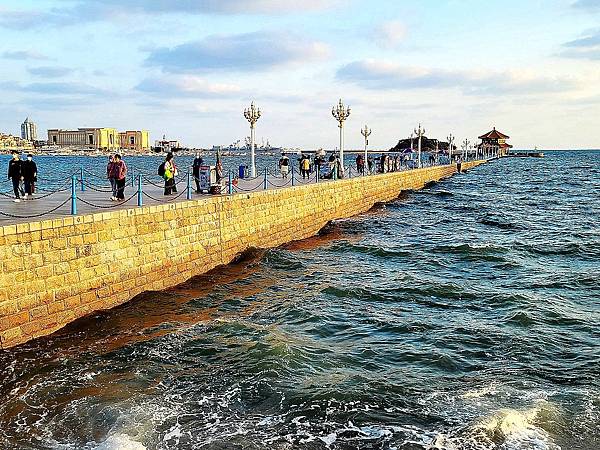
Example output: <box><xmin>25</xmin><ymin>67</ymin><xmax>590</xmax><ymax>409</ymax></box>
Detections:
<box><xmin>0</xmin><ymin>162</ymin><xmax>474</xmax><ymax>225</ymax></box>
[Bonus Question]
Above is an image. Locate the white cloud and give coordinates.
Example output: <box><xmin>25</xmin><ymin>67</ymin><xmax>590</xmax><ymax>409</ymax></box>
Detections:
<box><xmin>145</xmin><ymin>31</ymin><xmax>330</xmax><ymax>73</ymax></box>
<box><xmin>0</xmin><ymin>1</ymin><xmax>345</xmax><ymax>28</ymax></box>
<box><xmin>136</xmin><ymin>76</ymin><xmax>241</xmax><ymax>97</ymax></box>
<box><xmin>336</xmin><ymin>59</ymin><xmax>579</xmax><ymax>95</ymax></box>
<box><xmin>374</xmin><ymin>20</ymin><xmax>407</xmax><ymax>49</ymax></box>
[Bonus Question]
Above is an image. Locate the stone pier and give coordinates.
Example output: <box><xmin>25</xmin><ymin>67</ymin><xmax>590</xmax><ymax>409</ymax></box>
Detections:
<box><xmin>0</xmin><ymin>160</ymin><xmax>486</xmax><ymax>349</ymax></box>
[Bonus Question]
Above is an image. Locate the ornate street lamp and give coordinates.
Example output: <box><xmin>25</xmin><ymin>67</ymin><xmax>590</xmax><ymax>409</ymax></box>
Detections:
<box><xmin>462</xmin><ymin>139</ymin><xmax>470</xmax><ymax>161</ymax></box>
<box><xmin>361</xmin><ymin>125</ymin><xmax>371</xmax><ymax>176</ymax></box>
<box><xmin>332</xmin><ymin>99</ymin><xmax>351</xmax><ymax>170</ymax></box>
<box><xmin>414</xmin><ymin>124</ymin><xmax>425</xmax><ymax>168</ymax></box>
<box><xmin>244</xmin><ymin>101</ymin><xmax>261</xmax><ymax>177</ymax></box>
<box><xmin>447</xmin><ymin>133</ymin><xmax>455</xmax><ymax>164</ymax></box>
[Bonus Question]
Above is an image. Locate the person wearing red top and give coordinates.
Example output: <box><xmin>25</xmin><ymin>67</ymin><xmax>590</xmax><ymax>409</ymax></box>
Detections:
<box><xmin>112</xmin><ymin>154</ymin><xmax>128</xmax><ymax>200</ymax></box>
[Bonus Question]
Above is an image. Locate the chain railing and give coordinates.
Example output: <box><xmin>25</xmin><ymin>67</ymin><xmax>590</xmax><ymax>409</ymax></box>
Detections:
<box><xmin>0</xmin><ymin>156</ymin><xmax>489</xmax><ymax>221</ymax></box>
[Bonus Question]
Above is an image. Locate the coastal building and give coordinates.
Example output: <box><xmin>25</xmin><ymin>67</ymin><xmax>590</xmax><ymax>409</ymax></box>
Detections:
<box><xmin>154</xmin><ymin>135</ymin><xmax>182</xmax><ymax>152</ymax></box>
<box><xmin>48</xmin><ymin>128</ymin><xmax>119</xmax><ymax>150</ymax></box>
<box><xmin>119</xmin><ymin>130</ymin><xmax>150</xmax><ymax>152</ymax></box>
<box><xmin>477</xmin><ymin>128</ymin><xmax>512</xmax><ymax>157</ymax></box>
<box><xmin>0</xmin><ymin>132</ymin><xmax>34</xmax><ymax>150</ymax></box>
<box><xmin>20</xmin><ymin>117</ymin><xmax>37</xmax><ymax>141</ymax></box>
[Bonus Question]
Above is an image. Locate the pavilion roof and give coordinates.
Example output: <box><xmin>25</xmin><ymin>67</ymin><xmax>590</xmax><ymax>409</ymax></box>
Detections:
<box><xmin>478</xmin><ymin>127</ymin><xmax>510</xmax><ymax>140</ymax></box>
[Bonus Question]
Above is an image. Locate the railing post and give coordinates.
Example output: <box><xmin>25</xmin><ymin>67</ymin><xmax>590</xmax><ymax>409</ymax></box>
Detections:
<box><xmin>131</xmin><ymin>168</ymin><xmax>135</xmax><ymax>187</ymax></box>
<box><xmin>264</xmin><ymin>167</ymin><xmax>268</xmax><ymax>190</ymax></box>
<box><xmin>291</xmin><ymin>166</ymin><xmax>295</xmax><ymax>186</ymax></box>
<box><xmin>137</xmin><ymin>174</ymin><xmax>143</xmax><ymax>207</ymax></box>
<box><xmin>80</xmin><ymin>167</ymin><xmax>85</xmax><ymax>192</ymax></box>
<box><xmin>186</xmin><ymin>171</ymin><xmax>192</xmax><ymax>200</ymax></box>
<box><xmin>71</xmin><ymin>175</ymin><xmax>77</xmax><ymax>215</ymax></box>
<box><xmin>228</xmin><ymin>171</ymin><xmax>233</xmax><ymax>195</ymax></box>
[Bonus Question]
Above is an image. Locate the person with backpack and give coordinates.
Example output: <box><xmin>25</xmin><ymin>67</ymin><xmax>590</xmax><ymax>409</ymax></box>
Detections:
<box><xmin>113</xmin><ymin>154</ymin><xmax>127</xmax><ymax>200</ymax></box>
<box><xmin>192</xmin><ymin>154</ymin><xmax>204</xmax><ymax>193</ymax></box>
<box><xmin>161</xmin><ymin>152</ymin><xmax>178</xmax><ymax>195</ymax></box>
<box><xmin>278</xmin><ymin>153</ymin><xmax>289</xmax><ymax>178</ymax></box>
<box><xmin>7</xmin><ymin>151</ymin><xmax>23</xmax><ymax>203</ymax></box>
<box><xmin>21</xmin><ymin>153</ymin><xmax>37</xmax><ymax>199</ymax></box>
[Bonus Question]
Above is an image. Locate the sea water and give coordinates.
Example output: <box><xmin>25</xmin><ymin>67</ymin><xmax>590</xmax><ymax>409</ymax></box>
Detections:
<box><xmin>0</xmin><ymin>151</ymin><xmax>598</xmax><ymax>449</ymax></box>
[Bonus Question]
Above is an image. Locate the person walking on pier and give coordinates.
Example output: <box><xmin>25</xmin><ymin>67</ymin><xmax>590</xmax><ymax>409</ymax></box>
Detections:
<box><xmin>356</xmin><ymin>154</ymin><xmax>365</xmax><ymax>175</ymax></box>
<box><xmin>106</xmin><ymin>155</ymin><xmax>117</xmax><ymax>200</ymax></box>
<box><xmin>7</xmin><ymin>151</ymin><xmax>23</xmax><ymax>203</ymax></box>
<box><xmin>162</xmin><ymin>152</ymin><xmax>178</xmax><ymax>195</ymax></box>
<box><xmin>192</xmin><ymin>154</ymin><xmax>204</xmax><ymax>193</ymax></box>
<box><xmin>21</xmin><ymin>153</ymin><xmax>37</xmax><ymax>199</ymax></box>
<box><xmin>278</xmin><ymin>153</ymin><xmax>289</xmax><ymax>179</ymax></box>
<box><xmin>113</xmin><ymin>154</ymin><xmax>127</xmax><ymax>200</ymax></box>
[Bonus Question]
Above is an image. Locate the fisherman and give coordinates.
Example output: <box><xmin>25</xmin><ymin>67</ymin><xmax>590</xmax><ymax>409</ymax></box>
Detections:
<box><xmin>7</xmin><ymin>151</ymin><xmax>23</xmax><ymax>203</ymax></box>
<box><xmin>278</xmin><ymin>153</ymin><xmax>290</xmax><ymax>179</ymax></box>
<box><xmin>21</xmin><ymin>153</ymin><xmax>38</xmax><ymax>199</ymax></box>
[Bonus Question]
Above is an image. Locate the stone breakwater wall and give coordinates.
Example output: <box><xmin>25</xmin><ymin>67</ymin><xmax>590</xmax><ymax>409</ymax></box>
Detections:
<box><xmin>0</xmin><ymin>160</ymin><xmax>485</xmax><ymax>349</ymax></box>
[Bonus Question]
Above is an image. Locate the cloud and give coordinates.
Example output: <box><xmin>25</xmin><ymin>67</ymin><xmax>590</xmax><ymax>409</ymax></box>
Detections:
<box><xmin>560</xmin><ymin>29</ymin><xmax>600</xmax><ymax>60</ymax></box>
<box><xmin>5</xmin><ymin>81</ymin><xmax>108</xmax><ymax>96</ymax></box>
<box><xmin>1</xmin><ymin>50</ymin><xmax>48</xmax><ymax>60</ymax></box>
<box><xmin>572</xmin><ymin>0</ymin><xmax>600</xmax><ymax>11</ymax></box>
<box><xmin>373</xmin><ymin>20</ymin><xmax>407</xmax><ymax>49</ymax></box>
<box><xmin>27</xmin><ymin>66</ymin><xmax>72</xmax><ymax>78</ymax></box>
<box><xmin>136</xmin><ymin>76</ymin><xmax>241</xmax><ymax>97</ymax></box>
<box><xmin>0</xmin><ymin>1</ymin><xmax>343</xmax><ymax>28</ymax></box>
<box><xmin>0</xmin><ymin>7</ymin><xmax>71</xmax><ymax>29</ymax></box>
<box><xmin>93</xmin><ymin>0</ymin><xmax>343</xmax><ymax>14</ymax></box>
<box><xmin>336</xmin><ymin>59</ymin><xmax>577</xmax><ymax>95</ymax></box>
<box><xmin>145</xmin><ymin>31</ymin><xmax>329</xmax><ymax>73</ymax></box>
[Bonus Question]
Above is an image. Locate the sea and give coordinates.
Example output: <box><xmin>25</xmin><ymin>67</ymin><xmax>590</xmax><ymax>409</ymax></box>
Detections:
<box><xmin>0</xmin><ymin>150</ymin><xmax>598</xmax><ymax>449</ymax></box>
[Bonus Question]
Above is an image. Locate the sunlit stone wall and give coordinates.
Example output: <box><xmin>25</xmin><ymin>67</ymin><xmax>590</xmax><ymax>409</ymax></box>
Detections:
<box><xmin>0</xmin><ymin>160</ymin><xmax>485</xmax><ymax>348</ymax></box>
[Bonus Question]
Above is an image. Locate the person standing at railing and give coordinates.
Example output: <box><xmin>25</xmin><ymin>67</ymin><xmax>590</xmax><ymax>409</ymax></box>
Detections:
<box><xmin>106</xmin><ymin>155</ymin><xmax>117</xmax><ymax>201</ymax></box>
<box><xmin>278</xmin><ymin>153</ymin><xmax>289</xmax><ymax>179</ymax></box>
<box><xmin>113</xmin><ymin>154</ymin><xmax>127</xmax><ymax>200</ymax></box>
<box><xmin>162</xmin><ymin>152</ymin><xmax>178</xmax><ymax>195</ymax></box>
<box><xmin>301</xmin><ymin>155</ymin><xmax>310</xmax><ymax>180</ymax></box>
<box><xmin>192</xmin><ymin>154</ymin><xmax>203</xmax><ymax>193</ymax></box>
<box><xmin>7</xmin><ymin>151</ymin><xmax>23</xmax><ymax>203</ymax></box>
<box><xmin>21</xmin><ymin>153</ymin><xmax>37</xmax><ymax>199</ymax></box>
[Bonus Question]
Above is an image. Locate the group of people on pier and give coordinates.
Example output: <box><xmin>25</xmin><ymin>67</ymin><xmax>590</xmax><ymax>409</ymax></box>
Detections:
<box><xmin>6</xmin><ymin>151</ymin><xmax>37</xmax><ymax>203</ymax></box>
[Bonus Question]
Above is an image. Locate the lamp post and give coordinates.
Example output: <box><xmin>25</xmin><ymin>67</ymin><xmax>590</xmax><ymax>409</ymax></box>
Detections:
<box><xmin>244</xmin><ymin>101</ymin><xmax>261</xmax><ymax>177</ymax></box>
<box><xmin>462</xmin><ymin>139</ymin><xmax>470</xmax><ymax>161</ymax></box>
<box><xmin>447</xmin><ymin>133</ymin><xmax>455</xmax><ymax>164</ymax></box>
<box><xmin>332</xmin><ymin>99</ymin><xmax>351</xmax><ymax>170</ymax></box>
<box><xmin>361</xmin><ymin>125</ymin><xmax>371</xmax><ymax>176</ymax></box>
<box><xmin>414</xmin><ymin>124</ymin><xmax>425</xmax><ymax>168</ymax></box>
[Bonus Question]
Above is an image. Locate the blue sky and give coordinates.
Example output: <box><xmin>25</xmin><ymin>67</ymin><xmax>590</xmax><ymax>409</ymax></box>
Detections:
<box><xmin>1</xmin><ymin>0</ymin><xmax>599</xmax><ymax>149</ymax></box>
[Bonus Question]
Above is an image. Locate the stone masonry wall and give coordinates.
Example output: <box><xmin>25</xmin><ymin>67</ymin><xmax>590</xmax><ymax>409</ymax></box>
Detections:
<box><xmin>0</xmin><ymin>161</ymin><xmax>485</xmax><ymax>349</ymax></box>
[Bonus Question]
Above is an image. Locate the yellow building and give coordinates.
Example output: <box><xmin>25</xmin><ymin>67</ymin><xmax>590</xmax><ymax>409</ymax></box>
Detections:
<box><xmin>47</xmin><ymin>128</ymin><xmax>119</xmax><ymax>150</ymax></box>
<box><xmin>0</xmin><ymin>133</ymin><xmax>34</xmax><ymax>150</ymax></box>
<box><xmin>119</xmin><ymin>130</ymin><xmax>150</xmax><ymax>152</ymax></box>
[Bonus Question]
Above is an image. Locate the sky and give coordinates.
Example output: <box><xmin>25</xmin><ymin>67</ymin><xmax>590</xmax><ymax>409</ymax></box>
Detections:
<box><xmin>1</xmin><ymin>0</ymin><xmax>600</xmax><ymax>150</ymax></box>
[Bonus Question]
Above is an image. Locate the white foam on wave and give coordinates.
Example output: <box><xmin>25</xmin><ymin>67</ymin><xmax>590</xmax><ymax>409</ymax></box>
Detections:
<box><xmin>93</xmin><ymin>433</ymin><xmax>147</xmax><ymax>450</ymax></box>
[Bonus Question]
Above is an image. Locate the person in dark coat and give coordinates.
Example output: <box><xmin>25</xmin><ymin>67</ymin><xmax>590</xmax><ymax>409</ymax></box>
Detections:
<box><xmin>7</xmin><ymin>151</ymin><xmax>23</xmax><ymax>202</ymax></box>
<box><xmin>192</xmin><ymin>154</ymin><xmax>204</xmax><ymax>193</ymax></box>
<box><xmin>21</xmin><ymin>153</ymin><xmax>37</xmax><ymax>199</ymax></box>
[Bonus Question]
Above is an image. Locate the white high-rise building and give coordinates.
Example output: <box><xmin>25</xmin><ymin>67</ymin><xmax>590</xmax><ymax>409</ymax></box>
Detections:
<box><xmin>21</xmin><ymin>117</ymin><xmax>37</xmax><ymax>141</ymax></box>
